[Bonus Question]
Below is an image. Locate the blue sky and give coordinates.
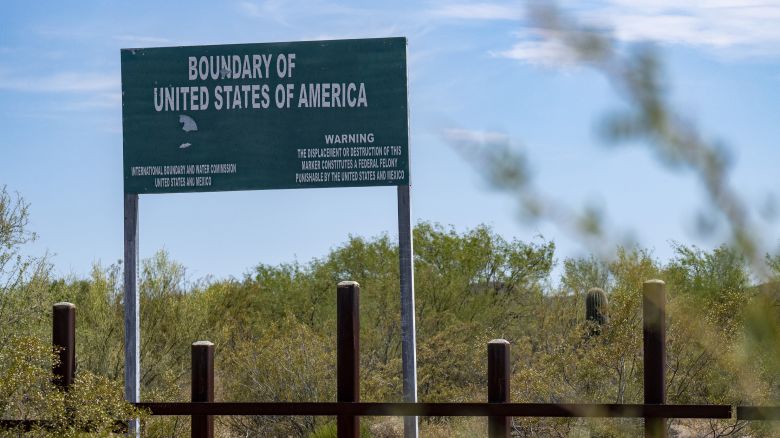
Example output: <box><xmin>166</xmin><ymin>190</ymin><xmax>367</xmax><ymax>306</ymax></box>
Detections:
<box><xmin>1</xmin><ymin>0</ymin><xmax>779</xmax><ymax>280</ymax></box>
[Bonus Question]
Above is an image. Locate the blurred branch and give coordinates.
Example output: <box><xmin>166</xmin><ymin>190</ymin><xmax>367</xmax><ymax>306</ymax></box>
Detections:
<box><xmin>533</xmin><ymin>2</ymin><xmax>760</xmax><ymax>269</ymax></box>
<box><xmin>447</xmin><ymin>129</ymin><xmax>620</xmax><ymax>258</ymax></box>
<box><xmin>451</xmin><ymin>1</ymin><xmax>769</xmax><ymax>276</ymax></box>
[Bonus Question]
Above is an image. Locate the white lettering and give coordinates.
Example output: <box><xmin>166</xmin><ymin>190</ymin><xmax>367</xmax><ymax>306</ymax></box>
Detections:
<box><xmin>188</xmin><ymin>57</ymin><xmax>197</xmax><ymax>80</ymax></box>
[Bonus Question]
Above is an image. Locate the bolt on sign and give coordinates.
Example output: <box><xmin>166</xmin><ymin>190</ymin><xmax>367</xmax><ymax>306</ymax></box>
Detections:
<box><xmin>121</xmin><ymin>37</ymin><xmax>409</xmax><ymax>194</ymax></box>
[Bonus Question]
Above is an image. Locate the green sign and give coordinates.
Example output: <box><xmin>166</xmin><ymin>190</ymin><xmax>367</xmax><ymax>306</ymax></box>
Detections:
<box><xmin>121</xmin><ymin>38</ymin><xmax>409</xmax><ymax>194</ymax></box>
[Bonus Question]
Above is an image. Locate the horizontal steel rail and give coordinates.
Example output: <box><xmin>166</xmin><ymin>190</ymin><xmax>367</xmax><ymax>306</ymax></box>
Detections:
<box><xmin>134</xmin><ymin>402</ymin><xmax>733</xmax><ymax>419</ymax></box>
<box><xmin>7</xmin><ymin>403</ymin><xmax>780</xmax><ymax>431</ymax></box>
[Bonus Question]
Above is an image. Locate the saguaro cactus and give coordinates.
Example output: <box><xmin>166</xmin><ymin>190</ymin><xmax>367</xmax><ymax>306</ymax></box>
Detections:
<box><xmin>586</xmin><ymin>287</ymin><xmax>609</xmax><ymax>332</ymax></box>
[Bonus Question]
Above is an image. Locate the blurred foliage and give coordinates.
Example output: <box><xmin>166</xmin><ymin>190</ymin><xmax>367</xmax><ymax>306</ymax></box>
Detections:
<box><xmin>0</xmin><ymin>335</ymin><xmax>146</xmax><ymax>437</ymax></box>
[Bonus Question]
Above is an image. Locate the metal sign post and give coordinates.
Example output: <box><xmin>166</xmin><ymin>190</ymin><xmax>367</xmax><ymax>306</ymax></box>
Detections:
<box><xmin>123</xmin><ymin>193</ymin><xmax>139</xmax><ymax>435</ymax></box>
<box><xmin>397</xmin><ymin>184</ymin><xmax>418</xmax><ymax>437</ymax></box>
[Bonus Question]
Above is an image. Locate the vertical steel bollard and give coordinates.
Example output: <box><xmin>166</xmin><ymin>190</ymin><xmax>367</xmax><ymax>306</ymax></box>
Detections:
<box><xmin>643</xmin><ymin>280</ymin><xmax>667</xmax><ymax>438</ymax></box>
<box><xmin>53</xmin><ymin>302</ymin><xmax>76</xmax><ymax>390</ymax></box>
<box><xmin>191</xmin><ymin>341</ymin><xmax>214</xmax><ymax>438</ymax></box>
<box><xmin>488</xmin><ymin>339</ymin><xmax>510</xmax><ymax>438</ymax></box>
<box><xmin>337</xmin><ymin>281</ymin><xmax>360</xmax><ymax>438</ymax></box>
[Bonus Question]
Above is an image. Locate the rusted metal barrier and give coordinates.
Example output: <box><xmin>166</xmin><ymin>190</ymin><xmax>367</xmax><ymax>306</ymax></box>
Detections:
<box><xmin>643</xmin><ymin>280</ymin><xmax>667</xmax><ymax>438</ymax></box>
<box><xmin>337</xmin><ymin>281</ymin><xmax>360</xmax><ymax>438</ymax></box>
<box><xmin>52</xmin><ymin>302</ymin><xmax>76</xmax><ymax>390</ymax></box>
<box><xmin>487</xmin><ymin>339</ymin><xmax>510</xmax><ymax>438</ymax></box>
<box><xmin>191</xmin><ymin>341</ymin><xmax>214</xmax><ymax>438</ymax></box>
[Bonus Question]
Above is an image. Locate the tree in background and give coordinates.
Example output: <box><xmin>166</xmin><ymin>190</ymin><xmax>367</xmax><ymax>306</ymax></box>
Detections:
<box><xmin>0</xmin><ymin>186</ymin><xmax>51</xmax><ymax>342</ymax></box>
<box><xmin>0</xmin><ymin>187</ymin><xmax>146</xmax><ymax>437</ymax></box>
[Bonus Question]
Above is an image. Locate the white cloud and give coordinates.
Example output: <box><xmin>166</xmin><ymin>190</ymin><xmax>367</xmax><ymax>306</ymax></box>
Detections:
<box><xmin>0</xmin><ymin>72</ymin><xmax>119</xmax><ymax>93</ymax></box>
<box><xmin>0</xmin><ymin>71</ymin><xmax>121</xmax><ymax>114</ymax></box>
<box><xmin>443</xmin><ymin>128</ymin><xmax>512</xmax><ymax>147</ymax></box>
<box><xmin>61</xmin><ymin>92</ymin><xmax>122</xmax><ymax>111</ymax></box>
<box><xmin>431</xmin><ymin>3</ymin><xmax>524</xmax><ymax>20</ymax></box>
<box><xmin>113</xmin><ymin>35</ymin><xmax>171</xmax><ymax>46</ymax></box>
<box><xmin>304</xmin><ymin>25</ymin><xmax>402</xmax><ymax>42</ymax></box>
<box><xmin>237</xmin><ymin>0</ymin><xmax>296</xmax><ymax>26</ymax></box>
<box><xmin>435</xmin><ymin>1</ymin><xmax>780</xmax><ymax>64</ymax></box>
<box><xmin>236</xmin><ymin>0</ymin><xmax>392</xmax><ymax>28</ymax></box>
<box><xmin>491</xmin><ymin>30</ymin><xmax>582</xmax><ymax>67</ymax></box>
<box><xmin>237</xmin><ymin>0</ymin><xmax>262</xmax><ymax>16</ymax></box>
<box><xmin>589</xmin><ymin>1</ymin><xmax>780</xmax><ymax>54</ymax></box>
